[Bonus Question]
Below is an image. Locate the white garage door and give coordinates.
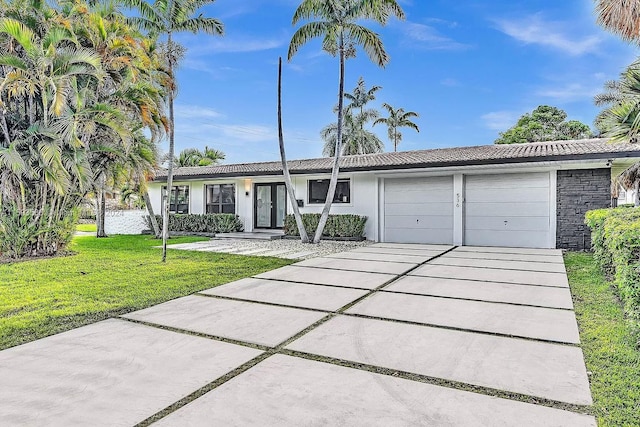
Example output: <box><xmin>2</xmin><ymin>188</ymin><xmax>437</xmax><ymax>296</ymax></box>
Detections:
<box><xmin>384</xmin><ymin>176</ymin><xmax>453</xmax><ymax>244</ymax></box>
<box><xmin>464</xmin><ymin>173</ymin><xmax>551</xmax><ymax>248</ymax></box>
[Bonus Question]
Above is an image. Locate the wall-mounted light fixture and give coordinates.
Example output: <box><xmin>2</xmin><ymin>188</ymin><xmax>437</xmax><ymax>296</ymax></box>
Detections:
<box><xmin>244</xmin><ymin>179</ymin><xmax>251</xmax><ymax>196</ymax></box>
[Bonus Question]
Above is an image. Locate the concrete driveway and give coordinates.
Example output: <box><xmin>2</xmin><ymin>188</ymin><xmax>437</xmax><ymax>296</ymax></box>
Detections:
<box><xmin>0</xmin><ymin>244</ymin><xmax>595</xmax><ymax>426</ymax></box>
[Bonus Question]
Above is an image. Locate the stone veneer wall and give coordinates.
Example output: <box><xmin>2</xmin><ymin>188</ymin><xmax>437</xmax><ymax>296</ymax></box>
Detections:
<box><xmin>104</xmin><ymin>210</ymin><xmax>148</xmax><ymax>235</ymax></box>
<box><xmin>556</xmin><ymin>168</ymin><xmax>611</xmax><ymax>251</ymax></box>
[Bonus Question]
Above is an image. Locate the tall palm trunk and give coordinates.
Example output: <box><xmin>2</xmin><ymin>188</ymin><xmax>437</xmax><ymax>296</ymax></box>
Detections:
<box><xmin>394</xmin><ymin>130</ymin><xmax>398</xmax><ymax>152</ymax></box>
<box><xmin>313</xmin><ymin>35</ymin><xmax>345</xmax><ymax>244</ymax></box>
<box><xmin>635</xmin><ymin>179</ymin><xmax>640</xmax><ymax>207</ymax></box>
<box><xmin>96</xmin><ymin>173</ymin><xmax>107</xmax><ymax>238</ymax></box>
<box><xmin>277</xmin><ymin>57</ymin><xmax>309</xmax><ymax>243</ymax></box>
<box><xmin>143</xmin><ymin>190</ymin><xmax>161</xmax><ymax>238</ymax></box>
<box><xmin>162</xmin><ymin>32</ymin><xmax>175</xmax><ymax>262</ymax></box>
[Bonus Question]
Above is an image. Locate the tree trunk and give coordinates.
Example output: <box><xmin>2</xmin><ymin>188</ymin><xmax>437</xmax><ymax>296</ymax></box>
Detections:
<box><xmin>0</xmin><ymin>111</ymin><xmax>11</xmax><ymax>144</ymax></box>
<box><xmin>277</xmin><ymin>58</ymin><xmax>309</xmax><ymax>243</ymax></box>
<box><xmin>635</xmin><ymin>179</ymin><xmax>639</xmax><ymax>207</ymax></box>
<box><xmin>313</xmin><ymin>37</ymin><xmax>346</xmax><ymax>244</ymax></box>
<box><xmin>143</xmin><ymin>190</ymin><xmax>161</xmax><ymax>238</ymax></box>
<box><xmin>162</xmin><ymin>32</ymin><xmax>175</xmax><ymax>262</ymax></box>
<box><xmin>96</xmin><ymin>174</ymin><xmax>107</xmax><ymax>238</ymax></box>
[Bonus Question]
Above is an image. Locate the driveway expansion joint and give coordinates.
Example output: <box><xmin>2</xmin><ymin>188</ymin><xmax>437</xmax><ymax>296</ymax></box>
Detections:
<box><xmin>279</xmin><ymin>349</ymin><xmax>594</xmax><ymax>416</ymax></box>
<box><xmin>378</xmin><ymin>288</ymin><xmax>575</xmax><ymax>311</ymax></box>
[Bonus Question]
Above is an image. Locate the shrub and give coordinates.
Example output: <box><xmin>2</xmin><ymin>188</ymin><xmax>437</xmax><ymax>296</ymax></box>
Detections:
<box><xmin>283</xmin><ymin>214</ymin><xmax>367</xmax><ymax>239</ymax></box>
<box><xmin>147</xmin><ymin>214</ymin><xmax>243</xmax><ymax>234</ymax></box>
<box><xmin>79</xmin><ymin>206</ymin><xmax>96</xmax><ymax>220</ymax></box>
<box><xmin>0</xmin><ymin>203</ymin><xmax>77</xmax><ymax>259</ymax></box>
<box><xmin>586</xmin><ymin>207</ymin><xmax>640</xmax><ymax>340</ymax></box>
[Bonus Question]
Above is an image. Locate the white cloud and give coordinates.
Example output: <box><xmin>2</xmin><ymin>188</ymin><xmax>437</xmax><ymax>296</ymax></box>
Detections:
<box><xmin>494</xmin><ymin>14</ymin><xmax>601</xmax><ymax>56</ymax></box>
<box><xmin>401</xmin><ymin>21</ymin><xmax>470</xmax><ymax>50</ymax></box>
<box><xmin>193</xmin><ymin>37</ymin><xmax>286</xmax><ymax>54</ymax></box>
<box><xmin>174</xmin><ymin>104</ymin><xmax>224</xmax><ymax>120</ymax></box>
<box><xmin>481</xmin><ymin>111</ymin><xmax>519</xmax><ymax>131</ymax></box>
<box><xmin>536</xmin><ymin>83</ymin><xmax>600</xmax><ymax>102</ymax></box>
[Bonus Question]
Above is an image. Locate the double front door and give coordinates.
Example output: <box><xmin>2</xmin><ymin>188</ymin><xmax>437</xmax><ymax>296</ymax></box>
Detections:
<box><xmin>255</xmin><ymin>183</ymin><xmax>287</xmax><ymax>229</ymax></box>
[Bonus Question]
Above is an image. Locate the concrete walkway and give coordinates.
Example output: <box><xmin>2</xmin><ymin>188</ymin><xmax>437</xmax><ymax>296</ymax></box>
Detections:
<box><xmin>0</xmin><ymin>244</ymin><xmax>595</xmax><ymax>426</ymax></box>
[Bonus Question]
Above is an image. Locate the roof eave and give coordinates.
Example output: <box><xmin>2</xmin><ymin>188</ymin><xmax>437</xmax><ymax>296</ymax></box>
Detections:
<box><xmin>151</xmin><ymin>150</ymin><xmax>640</xmax><ymax>182</ymax></box>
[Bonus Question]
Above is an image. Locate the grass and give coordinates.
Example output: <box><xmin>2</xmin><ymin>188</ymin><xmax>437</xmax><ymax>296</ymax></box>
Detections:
<box><xmin>0</xmin><ymin>235</ymin><xmax>292</xmax><ymax>350</ymax></box>
<box><xmin>565</xmin><ymin>252</ymin><xmax>640</xmax><ymax>426</ymax></box>
<box><xmin>76</xmin><ymin>223</ymin><xmax>97</xmax><ymax>232</ymax></box>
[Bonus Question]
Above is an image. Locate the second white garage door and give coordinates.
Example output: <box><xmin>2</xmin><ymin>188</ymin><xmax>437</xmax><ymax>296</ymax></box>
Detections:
<box><xmin>384</xmin><ymin>176</ymin><xmax>454</xmax><ymax>244</ymax></box>
<box><xmin>464</xmin><ymin>173</ymin><xmax>551</xmax><ymax>248</ymax></box>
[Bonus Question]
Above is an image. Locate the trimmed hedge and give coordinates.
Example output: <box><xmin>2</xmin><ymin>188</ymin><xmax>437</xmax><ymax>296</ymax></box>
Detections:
<box><xmin>283</xmin><ymin>214</ymin><xmax>367</xmax><ymax>239</ymax></box>
<box><xmin>585</xmin><ymin>207</ymin><xmax>640</xmax><ymax>341</ymax></box>
<box><xmin>147</xmin><ymin>214</ymin><xmax>243</xmax><ymax>234</ymax></box>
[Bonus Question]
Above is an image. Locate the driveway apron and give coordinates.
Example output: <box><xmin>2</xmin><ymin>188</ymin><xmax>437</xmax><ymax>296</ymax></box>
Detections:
<box><xmin>0</xmin><ymin>244</ymin><xmax>595</xmax><ymax>426</ymax></box>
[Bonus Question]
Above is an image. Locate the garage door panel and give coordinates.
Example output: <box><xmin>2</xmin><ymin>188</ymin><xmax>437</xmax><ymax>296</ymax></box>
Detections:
<box><xmin>385</xmin><ymin>202</ymin><xmax>454</xmax><ymax>216</ymax></box>
<box><xmin>385</xmin><ymin>228</ymin><xmax>453</xmax><ymax>245</ymax></box>
<box><xmin>465</xmin><ymin>216</ymin><xmax>549</xmax><ymax>232</ymax></box>
<box><xmin>385</xmin><ymin>215</ymin><xmax>454</xmax><ymax>230</ymax></box>
<box><xmin>384</xmin><ymin>177</ymin><xmax>453</xmax><ymax>245</ymax></box>
<box><xmin>465</xmin><ymin>173</ymin><xmax>549</xmax><ymax>189</ymax></box>
<box><xmin>464</xmin><ymin>230</ymin><xmax>550</xmax><ymax>248</ymax></box>
<box><xmin>384</xmin><ymin>189</ymin><xmax>452</xmax><ymax>204</ymax></box>
<box><xmin>465</xmin><ymin>202</ymin><xmax>549</xmax><ymax>217</ymax></box>
<box><xmin>385</xmin><ymin>177</ymin><xmax>452</xmax><ymax>191</ymax></box>
<box><xmin>465</xmin><ymin>187</ymin><xmax>549</xmax><ymax>203</ymax></box>
<box><xmin>464</xmin><ymin>173</ymin><xmax>551</xmax><ymax>249</ymax></box>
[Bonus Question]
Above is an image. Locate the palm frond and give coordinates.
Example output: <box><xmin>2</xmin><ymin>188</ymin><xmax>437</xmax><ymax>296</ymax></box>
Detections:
<box><xmin>288</xmin><ymin>21</ymin><xmax>330</xmax><ymax>60</ymax></box>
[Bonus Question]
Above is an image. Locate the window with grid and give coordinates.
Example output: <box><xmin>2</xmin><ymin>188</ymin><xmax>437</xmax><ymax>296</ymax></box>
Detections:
<box><xmin>206</xmin><ymin>184</ymin><xmax>236</xmax><ymax>214</ymax></box>
<box><xmin>308</xmin><ymin>179</ymin><xmax>351</xmax><ymax>204</ymax></box>
<box><xmin>162</xmin><ymin>185</ymin><xmax>189</xmax><ymax>214</ymax></box>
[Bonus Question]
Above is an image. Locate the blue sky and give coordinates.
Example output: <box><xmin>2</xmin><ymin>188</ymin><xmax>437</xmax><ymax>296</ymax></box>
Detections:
<box><xmin>167</xmin><ymin>0</ymin><xmax>638</xmax><ymax>164</ymax></box>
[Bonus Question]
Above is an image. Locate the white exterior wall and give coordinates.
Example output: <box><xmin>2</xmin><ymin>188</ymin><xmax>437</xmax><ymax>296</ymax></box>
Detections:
<box><xmin>148</xmin><ymin>173</ymin><xmax>378</xmax><ymax>239</ymax></box>
<box><xmin>145</xmin><ymin>158</ymin><xmax>622</xmax><ymax>246</ymax></box>
<box><xmin>104</xmin><ymin>210</ymin><xmax>148</xmax><ymax>235</ymax></box>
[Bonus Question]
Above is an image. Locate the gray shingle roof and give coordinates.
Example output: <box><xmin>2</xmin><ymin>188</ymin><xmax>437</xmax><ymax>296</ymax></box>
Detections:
<box><xmin>154</xmin><ymin>138</ymin><xmax>640</xmax><ymax>181</ymax></box>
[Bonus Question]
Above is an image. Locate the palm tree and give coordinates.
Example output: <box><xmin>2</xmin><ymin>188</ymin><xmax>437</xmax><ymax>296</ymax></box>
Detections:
<box><xmin>374</xmin><ymin>103</ymin><xmax>420</xmax><ymax>152</ymax></box>
<box><xmin>177</xmin><ymin>148</ymin><xmax>202</xmax><ymax>166</ymax></box>
<box><xmin>177</xmin><ymin>146</ymin><xmax>225</xmax><ymax>166</ymax></box>
<box><xmin>322</xmin><ymin>110</ymin><xmax>383</xmax><ymax>156</ymax></box>
<box><xmin>345</xmin><ymin>76</ymin><xmax>381</xmax><ymax>115</ymax></box>
<box><xmin>0</xmin><ymin>0</ymin><xmax>169</xmax><ymax>256</ymax></box>
<box><xmin>200</xmin><ymin>146</ymin><xmax>225</xmax><ymax>165</ymax></box>
<box><xmin>126</xmin><ymin>0</ymin><xmax>224</xmax><ymax>261</ymax></box>
<box><xmin>595</xmin><ymin>0</ymin><xmax>640</xmax><ymax>43</ymax></box>
<box><xmin>277</xmin><ymin>57</ymin><xmax>309</xmax><ymax>242</ymax></box>
<box><xmin>288</xmin><ymin>0</ymin><xmax>405</xmax><ymax>243</ymax></box>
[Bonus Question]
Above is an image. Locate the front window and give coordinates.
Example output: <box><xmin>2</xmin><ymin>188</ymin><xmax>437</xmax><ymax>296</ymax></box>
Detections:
<box><xmin>206</xmin><ymin>184</ymin><xmax>236</xmax><ymax>214</ymax></box>
<box><xmin>163</xmin><ymin>185</ymin><xmax>189</xmax><ymax>214</ymax></box>
<box><xmin>308</xmin><ymin>179</ymin><xmax>351</xmax><ymax>204</ymax></box>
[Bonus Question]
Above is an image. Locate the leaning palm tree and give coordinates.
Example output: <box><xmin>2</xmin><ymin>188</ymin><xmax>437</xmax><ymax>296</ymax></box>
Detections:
<box><xmin>374</xmin><ymin>103</ymin><xmax>420</xmax><ymax>152</ymax></box>
<box><xmin>126</xmin><ymin>0</ymin><xmax>224</xmax><ymax>261</ymax></box>
<box><xmin>288</xmin><ymin>0</ymin><xmax>405</xmax><ymax>243</ymax></box>
<box><xmin>277</xmin><ymin>58</ymin><xmax>310</xmax><ymax>242</ymax></box>
<box><xmin>595</xmin><ymin>0</ymin><xmax>640</xmax><ymax>43</ymax></box>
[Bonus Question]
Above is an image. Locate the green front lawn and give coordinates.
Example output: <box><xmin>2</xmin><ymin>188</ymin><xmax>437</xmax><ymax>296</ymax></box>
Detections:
<box><xmin>0</xmin><ymin>235</ymin><xmax>292</xmax><ymax>350</ymax></box>
<box><xmin>76</xmin><ymin>223</ymin><xmax>97</xmax><ymax>232</ymax></box>
<box><xmin>565</xmin><ymin>252</ymin><xmax>640</xmax><ymax>426</ymax></box>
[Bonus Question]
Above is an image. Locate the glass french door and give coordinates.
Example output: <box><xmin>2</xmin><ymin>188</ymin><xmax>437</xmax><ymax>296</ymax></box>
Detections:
<box><xmin>254</xmin><ymin>183</ymin><xmax>287</xmax><ymax>229</ymax></box>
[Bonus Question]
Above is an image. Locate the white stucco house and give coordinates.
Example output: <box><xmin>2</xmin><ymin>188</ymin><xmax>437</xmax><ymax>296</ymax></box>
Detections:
<box><xmin>148</xmin><ymin>139</ymin><xmax>640</xmax><ymax>250</ymax></box>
